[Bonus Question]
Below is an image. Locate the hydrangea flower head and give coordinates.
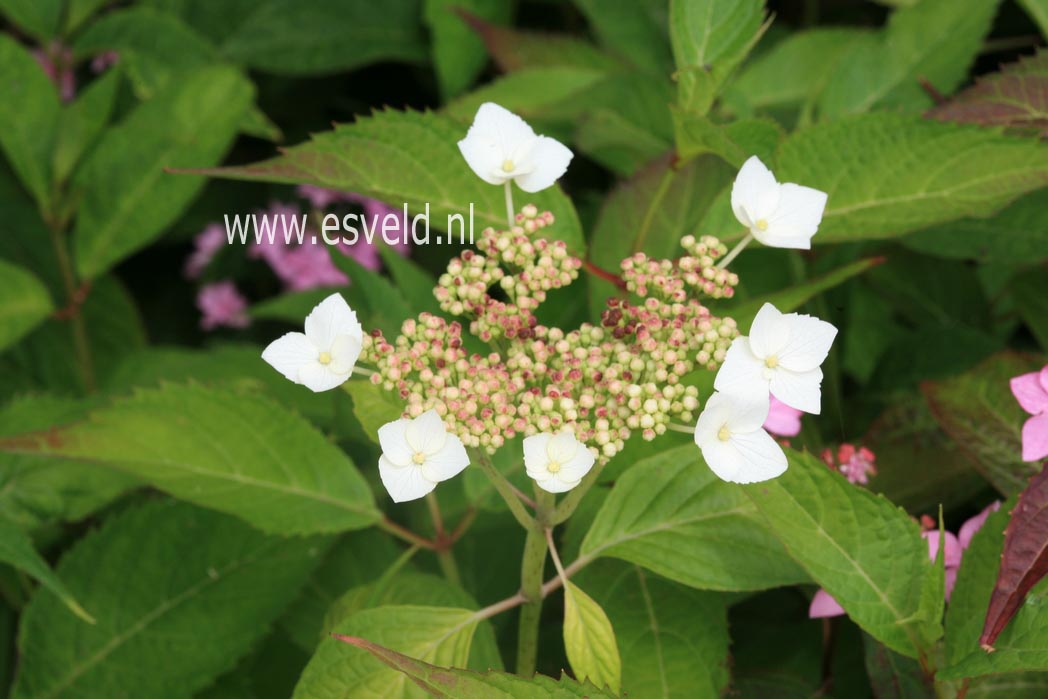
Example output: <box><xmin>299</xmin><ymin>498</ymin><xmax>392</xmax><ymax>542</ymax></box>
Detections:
<box><xmin>764</xmin><ymin>396</ymin><xmax>803</xmax><ymax>437</ymax></box>
<box><xmin>261</xmin><ymin>293</ymin><xmax>362</xmax><ymax>392</ymax></box>
<box><xmin>378</xmin><ymin>409</ymin><xmax>470</xmax><ymax>502</ymax></box>
<box><xmin>197</xmin><ymin>281</ymin><xmax>249</xmax><ymax>331</ymax></box>
<box><xmin>731</xmin><ymin>156</ymin><xmax>828</xmax><ymax>250</ymax></box>
<box><xmin>523</xmin><ymin>430</ymin><xmax>595</xmax><ymax>493</ymax></box>
<box><xmin>1010</xmin><ymin>366</ymin><xmax>1048</xmax><ymax>462</ymax></box>
<box><xmin>714</xmin><ymin>303</ymin><xmax>837</xmax><ymax>414</ymax></box>
<box><xmin>694</xmin><ymin>391</ymin><xmax>787</xmax><ymax>484</ymax></box>
<box><xmin>458</xmin><ymin>103</ymin><xmax>573</xmax><ymax>193</ymax></box>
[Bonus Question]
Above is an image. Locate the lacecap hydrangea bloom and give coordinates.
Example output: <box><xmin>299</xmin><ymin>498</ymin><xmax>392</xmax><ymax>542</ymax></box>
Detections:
<box><xmin>731</xmin><ymin>156</ymin><xmax>828</xmax><ymax>250</ymax></box>
<box><xmin>377</xmin><ymin>409</ymin><xmax>470</xmax><ymax>502</ymax></box>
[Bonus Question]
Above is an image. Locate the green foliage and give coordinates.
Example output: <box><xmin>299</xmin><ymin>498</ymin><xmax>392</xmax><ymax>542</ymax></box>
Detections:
<box><xmin>669</xmin><ymin>0</ymin><xmax>766</xmax><ymax>113</ymax></box>
<box><xmin>924</xmin><ymin>352</ymin><xmax>1045</xmax><ymax>495</ymax></box>
<box><xmin>0</xmin><ymin>259</ymin><xmax>53</xmax><ymax>352</ymax></box>
<box><xmin>0</xmin><ymin>0</ymin><xmax>62</xmax><ymax>41</ymax></box>
<box><xmin>425</xmin><ymin>0</ymin><xmax>510</xmax><ymax>98</ymax></box>
<box><xmin>12</xmin><ymin>500</ymin><xmax>327</xmax><ymax>699</ymax></box>
<box><xmin>73</xmin><ymin>66</ymin><xmax>252</xmax><ymax>279</ymax></box>
<box><xmin>818</xmin><ymin>0</ymin><xmax>1001</xmax><ymax>117</ymax></box>
<box><xmin>577</xmin><ymin>561</ymin><xmax>730</xmax><ymax>698</ymax></box>
<box><xmin>335</xmin><ymin>635</ymin><xmax>620</xmax><ymax>698</ymax></box>
<box><xmin>0</xmin><ymin>35</ymin><xmax>59</xmax><ymax>209</ymax></box>
<box><xmin>294</xmin><ymin>606</ymin><xmax>481</xmax><ymax>699</ymax></box>
<box><xmin>744</xmin><ymin>449</ymin><xmax>943</xmax><ymax>658</ymax></box>
<box><xmin>0</xmin><ymin>383</ymin><xmax>380</xmax><ymax>534</ymax></box>
<box><xmin>580</xmin><ymin>445</ymin><xmax>807</xmax><ymax>591</ymax></box>
<box><xmin>562</xmin><ymin>580</ymin><xmax>621</xmax><ymax>693</ymax></box>
<box><xmin>0</xmin><ymin>518</ymin><xmax>90</xmax><ymax>622</ymax></box>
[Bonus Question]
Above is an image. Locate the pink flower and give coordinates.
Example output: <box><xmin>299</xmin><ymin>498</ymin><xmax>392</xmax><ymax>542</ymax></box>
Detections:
<box><xmin>32</xmin><ymin>43</ymin><xmax>75</xmax><ymax>102</ymax></box>
<box><xmin>810</xmin><ymin>502</ymin><xmax>1001</xmax><ymax>618</ymax></box>
<box><xmin>821</xmin><ymin>443</ymin><xmax>877</xmax><ymax>485</ymax></box>
<box><xmin>763</xmin><ymin>396</ymin><xmax>803</xmax><ymax>437</ymax></box>
<box><xmin>959</xmin><ymin>501</ymin><xmax>1001</xmax><ymax>549</ymax></box>
<box><xmin>184</xmin><ymin>223</ymin><xmax>228</xmax><ymax>279</ymax></box>
<box><xmin>197</xmin><ymin>281</ymin><xmax>249</xmax><ymax>331</ymax></box>
<box><xmin>1011</xmin><ymin>366</ymin><xmax>1048</xmax><ymax>462</ymax></box>
<box><xmin>270</xmin><ymin>243</ymin><xmax>349</xmax><ymax>291</ymax></box>
<box><xmin>298</xmin><ymin>185</ymin><xmax>350</xmax><ymax>210</ymax></box>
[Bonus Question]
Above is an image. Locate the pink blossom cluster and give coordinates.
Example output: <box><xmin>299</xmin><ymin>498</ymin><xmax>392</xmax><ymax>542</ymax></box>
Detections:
<box><xmin>1011</xmin><ymin>365</ymin><xmax>1048</xmax><ymax>462</ymax></box>
<box><xmin>810</xmin><ymin>502</ymin><xmax>1000</xmax><ymax>618</ymax></box>
<box><xmin>821</xmin><ymin>443</ymin><xmax>877</xmax><ymax>485</ymax></box>
<box><xmin>364</xmin><ymin>205</ymin><xmax>738</xmax><ymax>458</ymax></box>
<box><xmin>621</xmin><ymin>235</ymin><xmax>739</xmax><ymax>301</ymax></box>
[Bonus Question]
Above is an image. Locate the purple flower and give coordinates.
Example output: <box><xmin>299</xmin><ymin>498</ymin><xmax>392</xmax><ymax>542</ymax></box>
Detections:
<box><xmin>32</xmin><ymin>43</ymin><xmax>75</xmax><ymax>102</ymax></box>
<box><xmin>184</xmin><ymin>223</ymin><xmax>228</xmax><ymax>279</ymax></box>
<box><xmin>91</xmin><ymin>51</ymin><xmax>119</xmax><ymax>74</ymax></box>
<box><xmin>197</xmin><ymin>281</ymin><xmax>249</xmax><ymax>331</ymax></box>
<box><xmin>1010</xmin><ymin>366</ymin><xmax>1048</xmax><ymax>462</ymax></box>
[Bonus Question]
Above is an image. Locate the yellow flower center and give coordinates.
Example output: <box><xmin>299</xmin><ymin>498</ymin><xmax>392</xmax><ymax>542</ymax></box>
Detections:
<box><xmin>547</xmin><ymin>460</ymin><xmax>562</xmax><ymax>474</ymax></box>
<box><xmin>412</xmin><ymin>451</ymin><xmax>426</xmax><ymax>465</ymax></box>
<box><xmin>318</xmin><ymin>351</ymin><xmax>332</xmax><ymax>365</ymax></box>
<box><xmin>756</xmin><ymin>219</ymin><xmax>769</xmax><ymax>231</ymax></box>
<box><xmin>501</xmin><ymin>159</ymin><xmax>515</xmax><ymax>173</ymax></box>
<box><xmin>764</xmin><ymin>355</ymin><xmax>779</xmax><ymax>369</ymax></box>
<box><xmin>717</xmin><ymin>425</ymin><xmax>731</xmax><ymax>442</ymax></box>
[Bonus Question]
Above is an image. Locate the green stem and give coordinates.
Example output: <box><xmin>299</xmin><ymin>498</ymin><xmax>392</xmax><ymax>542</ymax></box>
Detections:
<box><xmin>376</xmin><ymin>515</ymin><xmax>437</xmax><ymax>550</ymax></box>
<box><xmin>552</xmin><ymin>459</ymin><xmax>608</xmax><ymax>525</ymax></box>
<box><xmin>515</xmin><ymin>526</ymin><xmax>548</xmax><ymax>676</ymax></box>
<box><xmin>472</xmin><ymin>449</ymin><xmax>535</xmax><ymax>530</ymax></box>
<box><xmin>426</xmin><ymin>492</ymin><xmax>462</xmax><ymax>587</ymax></box>
<box><xmin>716</xmin><ymin>232</ymin><xmax>753</xmax><ymax>270</ymax></box>
<box><xmin>504</xmin><ymin>181</ymin><xmax>515</xmax><ymax>230</ymax></box>
<box><xmin>48</xmin><ymin>224</ymin><xmax>94</xmax><ymax>392</ymax></box>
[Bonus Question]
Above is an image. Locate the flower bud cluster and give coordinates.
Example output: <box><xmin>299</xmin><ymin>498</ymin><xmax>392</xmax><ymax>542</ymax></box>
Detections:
<box><xmin>364</xmin><ymin>206</ymin><xmax>739</xmax><ymax>459</ymax></box>
<box><xmin>621</xmin><ymin>235</ymin><xmax>739</xmax><ymax>301</ymax></box>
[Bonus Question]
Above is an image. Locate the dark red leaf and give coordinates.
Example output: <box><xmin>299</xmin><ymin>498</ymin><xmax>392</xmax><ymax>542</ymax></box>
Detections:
<box><xmin>928</xmin><ymin>51</ymin><xmax>1048</xmax><ymax>136</ymax></box>
<box><xmin>980</xmin><ymin>461</ymin><xmax>1048</xmax><ymax>650</ymax></box>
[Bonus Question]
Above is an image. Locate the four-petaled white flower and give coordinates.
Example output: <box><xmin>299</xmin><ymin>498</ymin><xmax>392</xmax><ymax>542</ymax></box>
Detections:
<box><xmin>694</xmin><ymin>391</ymin><xmax>787</xmax><ymax>484</ymax></box>
<box><xmin>731</xmin><ymin>155</ymin><xmax>828</xmax><ymax>250</ymax></box>
<box><xmin>715</xmin><ymin>303</ymin><xmax>838</xmax><ymax>415</ymax></box>
<box><xmin>377</xmin><ymin>409</ymin><xmax>470</xmax><ymax>503</ymax></box>
<box><xmin>523</xmin><ymin>431</ymin><xmax>595</xmax><ymax>493</ymax></box>
<box><xmin>262</xmin><ymin>293</ymin><xmax>363</xmax><ymax>393</ymax></box>
<box><xmin>458</xmin><ymin>102</ymin><xmax>573</xmax><ymax>193</ymax></box>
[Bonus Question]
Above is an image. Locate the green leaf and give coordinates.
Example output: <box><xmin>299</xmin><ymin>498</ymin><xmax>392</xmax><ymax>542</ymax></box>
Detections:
<box><xmin>294</xmin><ymin>606</ymin><xmax>480</xmax><ymax>699</ymax></box>
<box><xmin>425</xmin><ymin>0</ymin><xmax>510</xmax><ymax>98</ymax></box>
<box><xmin>322</xmin><ymin>570</ymin><xmax>502</xmax><ymax>672</ymax></box>
<box><xmin>577</xmin><ymin>561</ymin><xmax>729</xmax><ymax>698</ymax></box>
<box><xmin>197</xmin><ymin>108</ymin><xmax>585</xmax><ymax>253</ymax></box>
<box><xmin>4</xmin><ymin>275</ymin><xmax>145</xmax><ymax>394</ymax></box>
<box><xmin>0</xmin><ymin>0</ymin><xmax>61</xmax><ymax>40</ymax></box>
<box><xmin>0</xmin><ymin>518</ymin><xmax>91</xmax><ymax>623</ymax></box>
<box><xmin>743</xmin><ymin>449</ymin><xmax>942</xmax><ymax>658</ymax></box>
<box><xmin>52</xmin><ymin>68</ymin><xmax>120</xmax><ymax>186</ymax></box>
<box><xmin>563</xmin><ymin>580</ymin><xmax>622</xmax><ymax>694</ymax></box>
<box><xmin>673</xmin><ymin>110</ymin><xmax>782</xmax><ymax>167</ymax></box>
<box><xmin>717</xmin><ymin>256</ymin><xmax>882</xmax><ymax>330</ymax></box>
<box><xmin>903</xmin><ymin>192</ymin><xmax>1048</xmax><ymax>265</ymax></box>
<box><xmin>329</xmin><ymin>252</ymin><xmax>412</xmax><ymax>338</ymax></box>
<box><xmin>12</xmin><ymin>500</ymin><xmax>327</xmax><ymax>699</ymax></box>
<box><xmin>924</xmin><ymin>352</ymin><xmax>1046</xmax><ymax>496</ymax></box>
<box><xmin>1011</xmin><ymin>267</ymin><xmax>1048</xmax><ymax>351</ymax></box>
<box><xmin>1019</xmin><ymin>0</ymin><xmax>1048</xmax><ymax>37</ymax></box>
<box><xmin>0</xmin><ymin>259</ymin><xmax>53</xmax><ymax>353</ymax></box>
<box><xmin>705</xmin><ymin>113</ymin><xmax>1048</xmax><ymax>244</ymax></box>
<box><xmin>724</xmin><ymin>28</ymin><xmax>875</xmax><ymax>115</ymax></box>
<box><xmin>334</xmin><ymin>634</ymin><xmax>619</xmax><ymax>698</ymax></box>
<box><xmin>572</xmin><ymin>0</ymin><xmax>672</xmax><ymax>75</ymax></box>
<box><xmin>72</xmin><ymin>66</ymin><xmax>252</xmax><ymax>279</ymax></box>
<box><xmin>938</xmin><ymin>503</ymin><xmax>1048</xmax><ymax>678</ymax></box>
<box><xmin>444</xmin><ymin>66</ymin><xmax>611</xmax><ymax>126</ymax></box>
<box><xmin>344</xmin><ymin>379</ymin><xmax>405</xmax><ymax>439</ymax></box>
<box><xmin>587</xmin><ymin>153</ymin><xmax>732</xmax><ymax>313</ymax></box>
<box><xmin>0</xmin><ymin>35</ymin><xmax>60</xmax><ymax>208</ymax></box>
<box><xmin>862</xmin><ymin>634</ymin><xmax>934</xmax><ymax>698</ymax></box>
<box><xmin>0</xmin><ymin>394</ymin><xmax>137</xmax><ymax>530</ymax></box>
<box><xmin>0</xmin><ymin>383</ymin><xmax>380</xmax><ymax>535</ymax></box>
<box><xmin>378</xmin><ymin>246</ymin><xmax>443</xmax><ymax>317</ymax></box>
<box><xmin>73</xmin><ymin>8</ymin><xmax>221</xmax><ymax>100</ymax></box>
<box><xmin>220</xmin><ymin>0</ymin><xmax>426</xmax><ymax>75</ymax></box>
<box><xmin>580</xmin><ymin>445</ymin><xmax>807</xmax><ymax>591</ymax></box>
<box><xmin>818</xmin><ymin>0</ymin><xmax>1001</xmax><ymax>117</ymax></box>
<box><xmin>63</xmin><ymin>0</ymin><xmax>110</xmax><ymax>34</ymax></box>
<box><xmin>669</xmin><ymin>0</ymin><xmax>767</xmax><ymax>113</ymax></box>
<box><xmin>460</xmin><ymin>13</ymin><xmax>622</xmax><ymax>73</ymax></box>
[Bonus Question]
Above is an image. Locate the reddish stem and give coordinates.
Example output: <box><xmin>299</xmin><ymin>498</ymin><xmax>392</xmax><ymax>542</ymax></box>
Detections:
<box><xmin>581</xmin><ymin>259</ymin><xmax>627</xmax><ymax>290</ymax></box>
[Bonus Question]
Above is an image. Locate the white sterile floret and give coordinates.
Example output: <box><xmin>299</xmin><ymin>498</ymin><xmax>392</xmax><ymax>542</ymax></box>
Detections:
<box><xmin>458</xmin><ymin>102</ymin><xmax>573</xmax><ymax>193</ymax></box>
<box><xmin>714</xmin><ymin>303</ymin><xmax>838</xmax><ymax>415</ymax></box>
<box><xmin>261</xmin><ymin>293</ymin><xmax>363</xmax><ymax>393</ymax></box>
<box><xmin>523</xmin><ymin>430</ymin><xmax>595</xmax><ymax>493</ymax></box>
<box><xmin>731</xmin><ymin>155</ymin><xmax>828</xmax><ymax>249</ymax></box>
<box><xmin>377</xmin><ymin>409</ymin><xmax>470</xmax><ymax>503</ymax></box>
<box><xmin>694</xmin><ymin>391</ymin><xmax>787</xmax><ymax>484</ymax></box>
